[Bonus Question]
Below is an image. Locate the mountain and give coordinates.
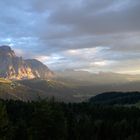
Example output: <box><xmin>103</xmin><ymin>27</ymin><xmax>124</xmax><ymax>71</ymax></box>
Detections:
<box><xmin>0</xmin><ymin>45</ymin><xmax>54</xmax><ymax>80</ymax></box>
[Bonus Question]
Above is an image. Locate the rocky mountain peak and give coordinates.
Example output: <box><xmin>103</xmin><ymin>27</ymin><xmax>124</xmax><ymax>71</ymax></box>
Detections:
<box><xmin>0</xmin><ymin>45</ymin><xmax>54</xmax><ymax>80</ymax></box>
<box><xmin>0</xmin><ymin>45</ymin><xmax>16</xmax><ymax>57</ymax></box>
<box><xmin>0</xmin><ymin>45</ymin><xmax>11</xmax><ymax>51</ymax></box>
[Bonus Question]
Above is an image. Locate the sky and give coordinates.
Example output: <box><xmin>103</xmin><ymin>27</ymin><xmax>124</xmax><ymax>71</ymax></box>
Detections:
<box><xmin>0</xmin><ymin>0</ymin><xmax>140</xmax><ymax>74</ymax></box>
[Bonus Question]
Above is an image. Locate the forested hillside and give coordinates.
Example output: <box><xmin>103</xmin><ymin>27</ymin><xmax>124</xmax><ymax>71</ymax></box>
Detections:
<box><xmin>89</xmin><ymin>91</ymin><xmax>140</xmax><ymax>105</ymax></box>
<box><xmin>1</xmin><ymin>99</ymin><xmax>140</xmax><ymax>140</ymax></box>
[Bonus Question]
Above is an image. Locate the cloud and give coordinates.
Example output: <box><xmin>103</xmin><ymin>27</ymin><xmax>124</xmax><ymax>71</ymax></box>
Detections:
<box><xmin>0</xmin><ymin>0</ymin><xmax>140</xmax><ymax>73</ymax></box>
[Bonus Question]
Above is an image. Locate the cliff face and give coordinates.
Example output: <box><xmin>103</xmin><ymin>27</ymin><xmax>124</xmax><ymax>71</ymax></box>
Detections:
<box><xmin>25</xmin><ymin>59</ymin><xmax>54</xmax><ymax>79</ymax></box>
<box><xmin>0</xmin><ymin>45</ymin><xmax>54</xmax><ymax>80</ymax></box>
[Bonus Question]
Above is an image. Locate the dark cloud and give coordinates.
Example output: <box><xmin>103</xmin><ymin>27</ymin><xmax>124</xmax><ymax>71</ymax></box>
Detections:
<box><xmin>0</xmin><ymin>0</ymin><xmax>140</xmax><ymax>73</ymax></box>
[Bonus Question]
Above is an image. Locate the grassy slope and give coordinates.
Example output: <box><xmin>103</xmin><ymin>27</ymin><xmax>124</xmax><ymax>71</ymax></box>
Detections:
<box><xmin>19</xmin><ymin>79</ymin><xmax>81</xmax><ymax>102</ymax></box>
<box><xmin>0</xmin><ymin>78</ymin><xmax>90</xmax><ymax>102</ymax></box>
<box><xmin>0</xmin><ymin>78</ymin><xmax>47</xmax><ymax>101</ymax></box>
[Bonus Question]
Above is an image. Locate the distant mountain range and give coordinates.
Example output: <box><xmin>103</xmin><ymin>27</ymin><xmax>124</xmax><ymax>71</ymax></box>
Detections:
<box><xmin>55</xmin><ymin>69</ymin><xmax>140</xmax><ymax>85</ymax></box>
<box><xmin>0</xmin><ymin>45</ymin><xmax>54</xmax><ymax>80</ymax></box>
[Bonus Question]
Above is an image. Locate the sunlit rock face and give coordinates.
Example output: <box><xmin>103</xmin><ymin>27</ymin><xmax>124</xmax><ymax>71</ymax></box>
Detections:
<box><xmin>0</xmin><ymin>45</ymin><xmax>54</xmax><ymax>80</ymax></box>
<box><xmin>25</xmin><ymin>59</ymin><xmax>54</xmax><ymax>79</ymax></box>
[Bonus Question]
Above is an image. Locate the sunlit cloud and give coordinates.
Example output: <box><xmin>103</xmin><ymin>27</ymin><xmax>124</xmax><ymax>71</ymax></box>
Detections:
<box><xmin>91</xmin><ymin>61</ymin><xmax>110</xmax><ymax>67</ymax></box>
